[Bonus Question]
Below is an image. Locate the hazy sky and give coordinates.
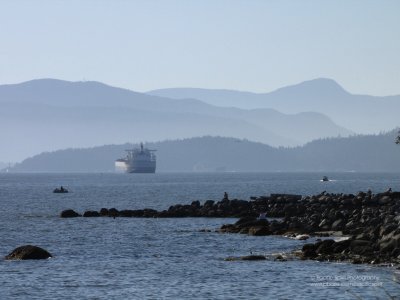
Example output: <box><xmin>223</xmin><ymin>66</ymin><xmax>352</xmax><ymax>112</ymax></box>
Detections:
<box><xmin>1</xmin><ymin>0</ymin><xmax>399</xmax><ymax>95</ymax></box>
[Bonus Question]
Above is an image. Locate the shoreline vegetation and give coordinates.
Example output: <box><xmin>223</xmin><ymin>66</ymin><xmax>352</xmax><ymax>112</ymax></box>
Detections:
<box><xmin>62</xmin><ymin>190</ymin><xmax>400</xmax><ymax>266</ymax></box>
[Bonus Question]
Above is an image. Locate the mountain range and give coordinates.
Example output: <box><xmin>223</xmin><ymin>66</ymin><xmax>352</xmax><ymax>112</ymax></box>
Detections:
<box><xmin>0</xmin><ymin>78</ymin><xmax>353</xmax><ymax>162</ymax></box>
<box><xmin>149</xmin><ymin>78</ymin><xmax>400</xmax><ymax>133</ymax></box>
<box><xmin>7</xmin><ymin>130</ymin><xmax>400</xmax><ymax>172</ymax></box>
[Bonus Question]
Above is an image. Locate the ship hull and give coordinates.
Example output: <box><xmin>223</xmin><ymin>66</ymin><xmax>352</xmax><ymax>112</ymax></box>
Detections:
<box><xmin>126</xmin><ymin>167</ymin><xmax>156</xmax><ymax>173</ymax></box>
<box><xmin>126</xmin><ymin>161</ymin><xmax>156</xmax><ymax>173</ymax></box>
<box><xmin>115</xmin><ymin>161</ymin><xmax>156</xmax><ymax>173</ymax></box>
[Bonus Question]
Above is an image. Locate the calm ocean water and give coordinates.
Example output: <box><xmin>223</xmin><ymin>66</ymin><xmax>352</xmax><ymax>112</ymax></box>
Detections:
<box><xmin>0</xmin><ymin>172</ymin><xmax>399</xmax><ymax>299</ymax></box>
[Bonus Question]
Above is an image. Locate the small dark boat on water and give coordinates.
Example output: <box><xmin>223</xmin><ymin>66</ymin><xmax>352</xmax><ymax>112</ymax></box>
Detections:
<box><xmin>322</xmin><ymin>176</ymin><xmax>329</xmax><ymax>182</ymax></box>
<box><xmin>53</xmin><ymin>186</ymin><xmax>68</xmax><ymax>193</ymax></box>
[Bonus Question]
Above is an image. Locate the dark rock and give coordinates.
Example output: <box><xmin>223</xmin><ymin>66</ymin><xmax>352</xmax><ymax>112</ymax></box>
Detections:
<box><xmin>350</xmin><ymin>240</ymin><xmax>373</xmax><ymax>255</ymax></box>
<box><xmin>248</xmin><ymin>226</ymin><xmax>271</xmax><ymax>236</ymax></box>
<box><xmin>270</xmin><ymin>194</ymin><xmax>302</xmax><ymax>201</ymax></box>
<box><xmin>60</xmin><ymin>209</ymin><xmax>81</xmax><ymax>218</ymax></box>
<box><xmin>380</xmin><ymin>224</ymin><xmax>397</xmax><ymax>236</ymax></box>
<box><xmin>391</xmin><ymin>248</ymin><xmax>400</xmax><ymax>258</ymax></box>
<box><xmin>119</xmin><ymin>210</ymin><xmax>134</xmax><ymax>217</ymax></box>
<box><xmin>83</xmin><ymin>210</ymin><xmax>100</xmax><ymax>217</ymax></box>
<box><xmin>316</xmin><ymin>239</ymin><xmax>335</xmax><ymax>254</ymax></box>
<box><xmin>332</xmin><ymin>239</ymin><xmax>351</xmax><ymax>253</ymax></box>
<box><xmin>345</xmin><ymin>220</ymin><xmax>355</xmax><ymax>229</ymax></box>
<box><xmin>99</xmin><ymin>208</ymin><xmax>109</xmax><ymax>216</ymax></box>
<box><xmin>5</xmin><ymin>245</ymin><xmax>52</xmax><ymax>260</ymax></box>
<box><xmin>302</xmin><ymin>243</ymin><xmax>317</xmax><ymax>258</ymax></box>
<box><xmin>143</xmin><ymin>209</ymin><xmax>158</xmax><ymax>218</ymax></box>
<box><xmin>379</xmin><ymin>196</ymin><xmax>392</xmax><ymax>205</ymax></box>
<box><xmin>331</xmin><ymin>219</ymin><xmax>344</xmax><ymax>230</ymax></box>
<box><xmin>219</xmin><ymin>224</ymin><xmax>238</xmax><ymax>233</ymax></box>
<box><xmin>318</xmin><ymin>219</ymin><xmax>331</xmax><ymax>230</ymax></box>
<box><xmin>191</xmin><ymin>200</ymin><xmax>201</xmax><ymax>208</ymax></box>
<box><xmin>108</xmin><ymin>208</ymin><xmax>119</xmax><ymax>217</ymax></box>
<box><xmin>240</xmin><ymin>255</ymin><xmax>267</xmax><ymax>261</ymax></box>
<box><xmin>204</xmin><ymin>200</ymin><xmax>215</xmax><ymax>207</ymax></box>
<box><xmin>352</xmin><ymin>258</ymin><xmax>362</xmax><ymax>264</ymax></box>
<box><xmin>225</xmin><ymin>255</ymin><xmax>266</xmax><ymax>261</ymax></box>
<box><xmin>350</xmin><ymin>239</ymin><xmax>372</xmax><ymax>248</ymax></box>
<box><xmin>275</xmin><ymin>254</ymin><xmax>286</xmax><ymax>261</ymax></box>
<box><xmin>380</xmin><ymin>237</ymin><xmax>397</xmax><ymax>253</ymax></box>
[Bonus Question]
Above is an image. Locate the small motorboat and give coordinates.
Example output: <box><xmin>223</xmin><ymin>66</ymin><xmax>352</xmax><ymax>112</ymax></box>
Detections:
<box><xmin>53</xmin><ymin>186</ymin><xmax>68</xmax><ymax>193</ymax></box>
<box><xmin>322</xmin><ymin>176</ymin><xmax>329</xmax><ymax>182</ymax></box>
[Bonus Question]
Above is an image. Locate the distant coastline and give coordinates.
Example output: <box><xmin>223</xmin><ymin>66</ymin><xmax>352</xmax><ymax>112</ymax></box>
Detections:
<box><xmin>6</xmin><ymin>130</ymin><xmax>400</xmax><ymax>173</ymax></box>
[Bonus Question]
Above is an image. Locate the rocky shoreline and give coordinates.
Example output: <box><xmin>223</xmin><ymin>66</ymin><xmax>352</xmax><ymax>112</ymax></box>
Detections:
<box><xmin>61</xmin><ymin>190</ymin><xmax>400</xmax><ymax>265</ymax></box>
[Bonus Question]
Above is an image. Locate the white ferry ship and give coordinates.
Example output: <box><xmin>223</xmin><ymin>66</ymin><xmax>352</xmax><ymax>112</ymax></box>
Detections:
<box><xmin>115</xmin><ymin>143</ymin><xmax>156</xmax><ymax>173</ymax></box>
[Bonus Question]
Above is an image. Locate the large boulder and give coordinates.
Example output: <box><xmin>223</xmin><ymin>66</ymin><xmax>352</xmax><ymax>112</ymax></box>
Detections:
<box><xmin>5</xmin><ymin>245</ymin><xmax>52</xmax><ymax>260</ymax></box>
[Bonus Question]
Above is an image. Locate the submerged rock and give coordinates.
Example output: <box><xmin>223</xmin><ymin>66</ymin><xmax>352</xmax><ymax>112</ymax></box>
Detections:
<box><xmin>5</xmin><ymin>245</ymin><xmax>52</xmax><ymax>260</ymax></box>
<box><xmin>225</xmin><ymin>255</ymin><xmax>266</xmax><ymax>261</ymax></box>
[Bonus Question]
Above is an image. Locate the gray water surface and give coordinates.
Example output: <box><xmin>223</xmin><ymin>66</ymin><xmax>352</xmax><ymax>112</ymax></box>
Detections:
<box><xmin>0</xmin><ymin>172</ymin><xmax>399</xmax><ymax>299</ymax></box>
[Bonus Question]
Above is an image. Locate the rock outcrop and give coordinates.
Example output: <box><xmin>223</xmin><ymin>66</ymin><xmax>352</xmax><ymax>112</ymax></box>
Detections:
<box><xmin>219</xmin><ymin>191</ymin><xmax>400</xmax><ymax>265</ymax></box>
<box><xmin>60</xmin><ymin>190</ymin><xmax>400</xmax><ymax>264</ymax></box>
<box><xmin>61</xmin><ymin>194</ymin><xmax>302</xmax><ymax>219</ymax></box>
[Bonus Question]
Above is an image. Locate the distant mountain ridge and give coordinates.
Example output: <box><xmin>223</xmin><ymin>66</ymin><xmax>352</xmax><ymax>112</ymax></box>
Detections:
<box><xmin>8</xmin><ymin>130</ymin><xmax>400</xmax><ymax>172</ymax></box>
<box><xmin>0</xmin><ymin>79</ymin><xmax>351</xmax><ymax>161</ymax></box>
<box><xmin>149</xmin><ymin>78</ymin><xmax>400</xmax><ymax>133</ymax></box>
